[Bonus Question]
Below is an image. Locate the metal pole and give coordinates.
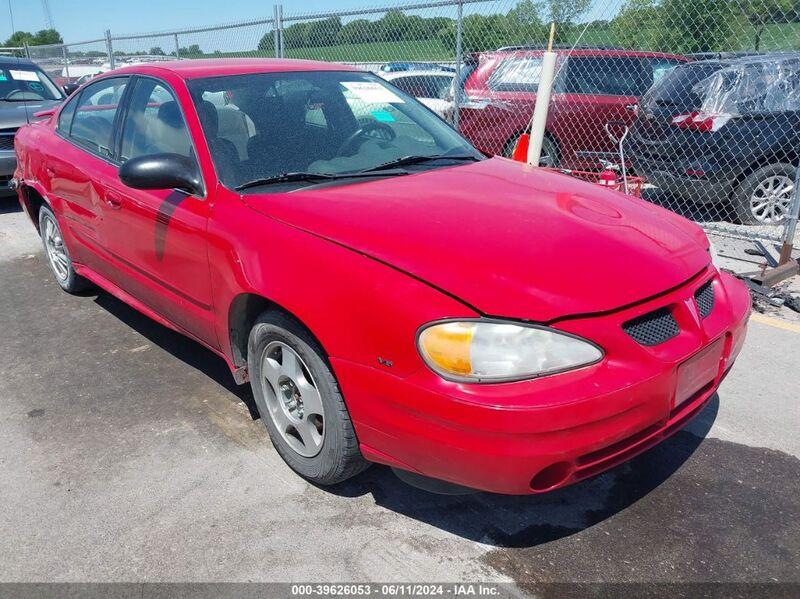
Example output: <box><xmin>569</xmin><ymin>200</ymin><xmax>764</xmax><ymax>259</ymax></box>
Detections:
<box><xmin>273</xmin><ymin>5</ymin><xmax>280</xmax><ymax>57</ymax></box>
<box><xmin>7</xmin><ymin>0</ymin><xmax>15</xmax><ymax>36</ymax></box>
<box><xmin>778</xmin><ymin>158</ymin><xmax>800</xmax><ymax>264</ymax></box>
<box><xmin>105</xmin><ymin>29</ymin><xmax>115</xmax><ymax>70</ymax></box>
<box><xmin>62</xmin><ymin>45</ymin><xmax>69</xmax><ymax>79</ymax></box>
<box><xmin>174</xmin><ymin>33</ymin><xmax>180</xmax><ymax>59</ymax></box>
<box><xmin>453</xmin><ymin>0</ymin><xmax>463</xmax><ymax>131</ymax></box>
<box><xmin>278</xmin><ymin>4</ymin><xmax>285</xmax><ymax>58</ymax></box>
<box><xmin>22</xmin><ymin>41</ymin><xmax>30</xmax><ymax>59</ymax></box>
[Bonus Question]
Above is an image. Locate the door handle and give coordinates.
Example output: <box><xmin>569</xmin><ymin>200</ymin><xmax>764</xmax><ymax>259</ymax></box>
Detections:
<box><xmin>105</xmin><ymin>193</ymin><xmax>123</xmax><ymax>209</ymax></box>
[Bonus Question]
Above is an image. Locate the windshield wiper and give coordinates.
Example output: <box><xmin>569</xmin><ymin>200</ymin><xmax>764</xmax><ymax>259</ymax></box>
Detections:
<box><xmin>234</xmin><ymin>169</ymin><xmax>408</xmax><ymax>191</ymax></box>
<box><xmin>356</xmin><ymin>154</ymin><xmax>481</xmax><ymax>174</ymax></box>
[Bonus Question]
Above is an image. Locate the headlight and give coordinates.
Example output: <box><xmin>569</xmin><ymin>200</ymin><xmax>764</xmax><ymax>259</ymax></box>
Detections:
<box><xmin>417</xmin><ymin>320</ymin><xmax>603</xmax><ymax>383</ymax></box>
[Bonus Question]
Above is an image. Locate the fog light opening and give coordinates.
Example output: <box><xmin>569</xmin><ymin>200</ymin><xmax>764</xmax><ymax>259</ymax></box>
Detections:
<box><xmin>530</xmin><ymin>461</ymin><xmax>573</xmax><ymax>492</ymax></box>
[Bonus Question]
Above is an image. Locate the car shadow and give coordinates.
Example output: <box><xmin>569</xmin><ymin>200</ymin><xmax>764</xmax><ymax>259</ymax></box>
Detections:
<box><xmin>325</xmin><ymin>395</ymin><xmax>718</xmax><ymax>548</ymax></box>
<box><xmin>91</xmin><ymin>289</ymin><xmax>259</xmax><ymax>419</ymax></box>
<box><xmin>88</xmin><ymin>283</ymin><xmax>717</xmax><ymax>549</ymax></box>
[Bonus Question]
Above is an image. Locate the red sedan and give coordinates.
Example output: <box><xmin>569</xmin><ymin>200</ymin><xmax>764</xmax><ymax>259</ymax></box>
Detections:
<box><xmin>12</xmin><ymin>59</ymin><xmax>750</xmax><ymax>494</ymax></box>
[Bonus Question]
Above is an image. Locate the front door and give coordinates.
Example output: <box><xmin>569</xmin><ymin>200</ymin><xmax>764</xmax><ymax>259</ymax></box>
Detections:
<box><xmin>100</xmin><ymin>76</ymin><xmax>217</xmax><ymax>347</ymax></box>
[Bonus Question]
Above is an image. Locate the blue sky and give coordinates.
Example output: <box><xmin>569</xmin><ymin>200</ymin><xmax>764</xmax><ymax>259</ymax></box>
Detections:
<box><xmin>4</xmin><ymin>0</ymin><xmax>388</xmax><ymax>42</ymax></box>
<box><xmin>5</xmin><ymin>0</ymin><xmax>623</xmax><ymax>45</ymax></box>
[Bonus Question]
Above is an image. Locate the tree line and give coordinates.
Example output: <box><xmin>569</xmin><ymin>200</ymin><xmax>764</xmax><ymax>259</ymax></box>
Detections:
<box><xmin>256</xmin><ymin>0</ymin><xmax>800</xmax><ymax>55</ymax></box>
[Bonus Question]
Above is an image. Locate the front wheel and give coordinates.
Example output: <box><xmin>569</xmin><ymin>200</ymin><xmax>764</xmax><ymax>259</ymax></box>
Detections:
<box><xmin>247</xmin><ymin>311</ymin><xmax>369</xmax><ymax>485</ymax></box>
<box><xmin>731</xmin><ymin>163</ymin><xmax>795</xmax><ymax>225</ymax></box>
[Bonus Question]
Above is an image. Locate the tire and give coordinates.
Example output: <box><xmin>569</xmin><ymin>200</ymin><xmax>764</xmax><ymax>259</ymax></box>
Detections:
<box><xmin>247</xmin><ymin>310</ymin><xmax>369</xmax><ymax>485</ymax></box>
<box><xmin>38</xmin><ymin>205</ymin><xmax>91</xmax><ymax>294</ymax></box>
<box><xmin>503</xmin><ymin>132</ymin><xmax>559</xmax><ymax>167</ymax></box>
<box><xmin>731</xmin><ymin>163</ymin><xmax>795</xmax><ymax>226</ymax></box>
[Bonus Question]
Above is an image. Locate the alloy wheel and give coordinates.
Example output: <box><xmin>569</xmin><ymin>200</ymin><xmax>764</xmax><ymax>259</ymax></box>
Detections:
<box><xmin>750</xmin><ymin>175</ymin><xmax>794</xmax><ymax>225</ymax></box>
<box><xmin>260</xmin><ymin>341</ymin><xmax>325</xmax><ymax>458</ymax></box>
<box><xmin>43</xmin><ymin>215</ymin><xmax>69</xmax><ymax>282</ymax></box>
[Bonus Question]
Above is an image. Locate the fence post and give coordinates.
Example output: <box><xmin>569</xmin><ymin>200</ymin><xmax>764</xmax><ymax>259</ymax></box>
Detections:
<box><xmin>273</xmin><ymin>5</ymin><xmax>280</xmax><ymax>57</ymax></box>
<box><xmin>23</xmin><ymin>42</ymin><xmax>31</xmax><ymax>59</ymax></box>
<box><xmin>778</xmin><ymin>158</ymin><xmax>800</xmax><ymax>264</ymax></box>
<box><xmin>62</xmin><ymin>45</ymin><xmax>70</xmax><ymax>79</ymax></box>
<box><xmin>278</xmin><ymin>4</ymin><xmax>285</xmax><ymax>58</ymax></box>
<box><xmin>452</xmin><ymin>0</ymin><xmax>464</xmax><ymax>131</ymax></box>
<box><xmin>105</xmin><ymin>29</ymin><xmax>115</xmax><ymax>70</ymax></box>
<box><xmin>174</xmin><ymin>33</ymin><xmax>180</xmax><ymax>59</ymax></box>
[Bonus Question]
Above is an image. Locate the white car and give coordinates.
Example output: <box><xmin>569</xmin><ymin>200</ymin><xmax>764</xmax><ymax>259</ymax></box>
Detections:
<box><xmin>380</xmin><ymin>70</ymin><xmax>455</xmax><ymax>122</ymax></box>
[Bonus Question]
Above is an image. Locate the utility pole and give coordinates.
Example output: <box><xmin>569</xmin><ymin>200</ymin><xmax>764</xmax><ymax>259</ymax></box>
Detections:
<box><xmin>7</xmin><ymin>0</ymin><xmax>15</xmax><ymax>36</ymax></box>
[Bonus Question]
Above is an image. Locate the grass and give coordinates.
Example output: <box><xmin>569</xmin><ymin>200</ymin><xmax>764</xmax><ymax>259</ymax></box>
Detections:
<box><xmin>197</xmin><ymin>39</ymin><xmax>452</xmax><ymax>63</ymax></box>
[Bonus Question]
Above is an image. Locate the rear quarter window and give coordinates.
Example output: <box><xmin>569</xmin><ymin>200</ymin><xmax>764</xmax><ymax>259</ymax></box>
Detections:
<box><xmin>487</xmin><ymin>56</ymin><xmax>544</xmax><ymax>92</ymax></box>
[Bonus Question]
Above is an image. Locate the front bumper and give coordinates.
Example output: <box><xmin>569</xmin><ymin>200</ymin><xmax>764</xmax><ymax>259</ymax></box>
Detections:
<box><xmin>334</xmin><ymin>269</ymin><xmax>751</xmax><ymax>494</ymax></box>
<box><xmin>0</xmin><ymin>150</ymin><xmax>17</xmax><ymax>196</ymax></box>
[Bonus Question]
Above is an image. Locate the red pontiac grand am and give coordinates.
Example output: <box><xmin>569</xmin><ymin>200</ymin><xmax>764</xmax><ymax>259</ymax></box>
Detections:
<box><xmin>12</xmin><ymin>59</ymin><xmax>750</xmax><ymax>494</ymax></box>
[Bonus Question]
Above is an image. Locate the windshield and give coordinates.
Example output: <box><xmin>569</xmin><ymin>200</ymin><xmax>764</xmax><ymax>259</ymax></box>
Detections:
<box><xmin>187</xmin><ymin>70</ymin><xmax>482</xmax><ymax>191</ymax></box>
<box><xmin>0</xmin><ymin>66</ymin><xmax>63</xmax><ymax>102</ymax></box>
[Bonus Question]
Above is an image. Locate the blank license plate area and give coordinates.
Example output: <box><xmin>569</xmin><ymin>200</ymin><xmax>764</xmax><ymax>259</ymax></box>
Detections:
<box><xmin>675</xmin><ymin>337</ymin><xmax>725</xmax><ymax>408</ymax></box>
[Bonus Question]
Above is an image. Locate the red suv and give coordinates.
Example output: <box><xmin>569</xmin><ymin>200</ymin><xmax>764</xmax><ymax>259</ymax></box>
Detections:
<box><xmin>458</xmin><ymin>48</ymin><xmax>688</xmax><ymax>168</ymax></box>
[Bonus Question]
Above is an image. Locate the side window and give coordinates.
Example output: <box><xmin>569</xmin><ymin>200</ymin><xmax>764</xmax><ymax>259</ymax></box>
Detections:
<box><xmin>488</xmin><ymin>56</ymin><xmax>544</xmax><ymax>92</ymax></box>
<box><xmin>56</xmin><ymin>94</ymin><xmax>79</xmax><ymax>135</ymax></box>
<box><xmin>120</xmin><ymin>79</ymin><xmax>193</xmax><ymax>162</ymax></box>
<box><xmin>564</xmin><ymin>57</ymin><xmax>651</xmax><ymax>96</ymax></box>
<box><xmin>70</xmin><ymin>77</ymin><xmax>128</xmax><ymax>156</ymax></box>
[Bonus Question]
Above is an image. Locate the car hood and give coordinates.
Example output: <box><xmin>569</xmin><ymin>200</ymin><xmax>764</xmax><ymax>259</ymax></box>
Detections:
<box><xmin>0</xmin><ymin>99</ymin><xmax>61</xmax><ymax>129</ymax></box>
<box><xmin>244</xmin><ymin>158</ymin><xmax>710</xmax><ymax>321</ymax></box>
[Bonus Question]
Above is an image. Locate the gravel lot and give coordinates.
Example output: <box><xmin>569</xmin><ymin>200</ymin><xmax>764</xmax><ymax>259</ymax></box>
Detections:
<box><xmin>0</xmin><ymin>200</ymin><xmax>798</xmax><ymax>592</ymax></box>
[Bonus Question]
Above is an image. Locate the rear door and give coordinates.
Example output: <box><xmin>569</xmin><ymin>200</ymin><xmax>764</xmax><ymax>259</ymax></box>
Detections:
<box><xmin>100</xmin><ymin>76</ymin><xmax>216</xmax><ymax>346</ymax></box>
<box><xmin>47</xmin><ymin>76</ymin><xmax>129</xmax><ymax>271</ymax></box>
<box><xmin>554</xmin><ymin>56</ymin><xmax>654</xmax><ymax>168</ymax></box>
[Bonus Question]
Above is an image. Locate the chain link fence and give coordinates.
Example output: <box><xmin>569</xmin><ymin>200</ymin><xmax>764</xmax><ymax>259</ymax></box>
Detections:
<box><xmin>6</xmin><ymin>0</ymin><xmax>800</xmax><ymax>253</ymax></box>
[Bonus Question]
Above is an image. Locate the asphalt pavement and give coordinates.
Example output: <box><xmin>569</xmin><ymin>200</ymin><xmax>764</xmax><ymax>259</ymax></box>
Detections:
<box><xmin>0</xmin><ymin>201</ymin><xmax>798</xmax><ymax>592</ymax></box>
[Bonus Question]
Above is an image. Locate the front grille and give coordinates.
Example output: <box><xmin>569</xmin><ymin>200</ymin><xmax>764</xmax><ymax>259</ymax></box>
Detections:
<box><xmin>623</xmin><ymin>308</ymin><xmax>680</xmax><ymax>346</ymax></box>
<box><xmin>694</xmin><ymin>281</ymin><xmax>715</xmax><ymax>319</ymax></box>
<box><xmin>0</xmin><ymin>128</ymin><xmax>16</xmax><ymax>152</ymax></box>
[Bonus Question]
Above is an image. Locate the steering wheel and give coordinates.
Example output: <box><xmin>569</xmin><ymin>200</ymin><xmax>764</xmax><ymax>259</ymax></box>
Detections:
<box><xmin>338</xmin><ymin>121</ymin><xmax>396</xmax><ymax>155</ymax></box>
<box><xmin>4</xmin><ymin>89</ymin><xmax>45</xmax><ymax>101</ymax></box>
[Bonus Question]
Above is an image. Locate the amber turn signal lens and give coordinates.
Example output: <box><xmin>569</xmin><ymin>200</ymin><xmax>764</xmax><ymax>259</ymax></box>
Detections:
<box><xmin>418</xmin><ymin>322</ymin><xmax>474</xmax><ymax>376</ymax></box>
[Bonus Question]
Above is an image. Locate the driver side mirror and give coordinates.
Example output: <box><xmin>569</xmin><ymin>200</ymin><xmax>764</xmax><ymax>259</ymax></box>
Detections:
<box><xmin>119</xmin><ymin>153</ymin><xmax>203</xmax><ymax>196</ymax></box>
<box><xmin>63</xmin><ymin>83</ymin><xmax>80</xmax><ymax>97</ymax></box>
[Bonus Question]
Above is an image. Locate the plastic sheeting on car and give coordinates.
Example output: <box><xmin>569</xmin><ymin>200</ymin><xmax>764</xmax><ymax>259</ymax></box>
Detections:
<box><xmin>694</xmin><ymin>54</ymin><xmax>800</xmax><ymax>116</ymax></box>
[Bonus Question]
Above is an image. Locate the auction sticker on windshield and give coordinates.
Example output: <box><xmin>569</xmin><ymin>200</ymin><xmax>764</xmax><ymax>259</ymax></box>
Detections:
<box><xmin>9</xmin><ymin>70</ymin><xmax>39</xmax><ymax>82</ymax></box>
<box><xmin>342</xmin><ymin>81</ymin><xmax>404</xmax><ymax>104</ymax></box>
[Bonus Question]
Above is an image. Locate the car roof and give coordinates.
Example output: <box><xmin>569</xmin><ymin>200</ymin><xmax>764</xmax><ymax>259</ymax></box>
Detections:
<box><xmin>481</xmin><ymin>48</ymin><xmax>686</xmax><ymax>60</ymax></box>
<box><xmin>108</xmin><ymin>58</ymin><xmax>360</xmax><ymax>79</ymax></box>
<box><xmin>383</xmin><ymin>70</ymin><xmax>455</xmax><ymax>79</ymax></box>
<box><xmin>0</xmin><ymin>57</ymin><xmax>39</xmax><ymax>68</ymax></box>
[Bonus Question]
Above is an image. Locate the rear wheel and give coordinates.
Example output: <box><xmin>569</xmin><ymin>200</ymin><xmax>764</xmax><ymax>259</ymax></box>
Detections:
<box><xmin>503</xmin><ymin>132</ymin><xmax>559</xmax><ymax>167</ymax></box>
<box><xmin>38</xmin><ymin>205</ymin><xmax>90</xmax><ymax>294</ymax></box>
<box><xmin>731</xmin><ymin>163</ymin><xmax>795</xmax><ymax>225</ymax></box>
<box><xmin>247</xmin><ymin>311</ymin><xmax>369</xmax><ymax>485</ymax></box>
